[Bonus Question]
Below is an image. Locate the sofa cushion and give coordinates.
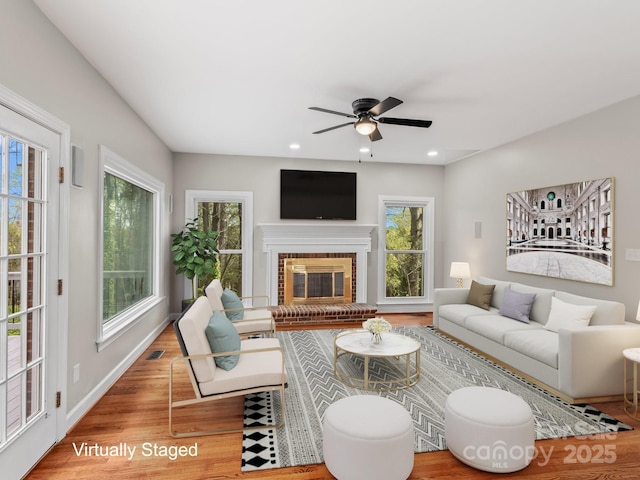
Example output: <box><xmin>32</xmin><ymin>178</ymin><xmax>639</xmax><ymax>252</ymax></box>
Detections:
<box><xmin>503</xmin><ymin>329</ymin><xmax>559</xmax><ymax>368</ymax></box>
<box><xmin>498</xmin><ymin>287</ymin><xmax>536</xmax><ymax>323</ymax></box>
<box><xmin>438</xmin><ymin>304</ymin><xmax>496</xmax><ymax>327</ymax></box>
<box><xmin>466</xmin><ymin>280</ymin><xmax>496</xmax><ymax>310</ymax></box>
<box><xmin>544</xmin><ymin>296</ymin><xmax>596</xmax><ymax>333</ymax></box>
<box><xmin>554</xmin><ymin>291</ymin><xmax>624</xmax><ymax>326</ymax></box>
<box><xmin>476</xmin><ymin>277</ymin><xmax>512</xmax><ymax>309</ymax></box>
<box><xmin>465</xmin><ymin>314</ymin><xmax>544</xmax><ymax>344</ymax></box>
<box><xmin>509</xmin><ymin>283</ymin><xmax>555</xmax><ymax>325</ymax></box>
<box><xmin>221</xmin><ymin>288</ymin><xmax>244</xmax><ymax>320</ymax></box>
<box><xmin>205</xmin><ymin>310</ymin><xmax>241</xmax><ymax>371</ymax></box>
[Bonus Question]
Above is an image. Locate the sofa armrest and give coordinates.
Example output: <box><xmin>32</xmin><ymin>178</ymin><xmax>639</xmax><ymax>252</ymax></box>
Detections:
<box><xmin>433</xmin><ymin>288</ymin><xmax>470</xmax><ymax>328</ymax></box>
<box><xmin>558</xmin><ymin>323</ymin><xmax>640</xmax><ymax>399</ymax></box>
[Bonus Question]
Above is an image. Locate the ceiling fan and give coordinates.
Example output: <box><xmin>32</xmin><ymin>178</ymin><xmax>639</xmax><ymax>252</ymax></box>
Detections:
<box><xmin>309</xmin><ymin>97</ymin><xmax>432</xmax><ymax>141</ymax></box>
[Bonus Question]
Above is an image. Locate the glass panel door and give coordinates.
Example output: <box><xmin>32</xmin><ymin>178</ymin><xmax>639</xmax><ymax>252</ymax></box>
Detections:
<box><xmin>0</xmin><ymin>103</ymin><xmax>60</xmax><ymax>479</ymax></box>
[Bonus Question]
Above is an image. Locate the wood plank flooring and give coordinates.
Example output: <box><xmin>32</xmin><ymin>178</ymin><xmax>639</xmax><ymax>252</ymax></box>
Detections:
<box><xmin>26</xmin><ymin>314</ymin><xmax>640</xmax><ymax>479</ymax></box>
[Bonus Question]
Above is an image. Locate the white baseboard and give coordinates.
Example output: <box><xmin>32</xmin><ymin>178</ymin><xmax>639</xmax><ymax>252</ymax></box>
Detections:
<box><xmin>376</xmin><ymin>303</ymin><xmax>434</xmax><ymax>314</ymax></box>
<box><xmin>65</xmin><ymin>316</ymin><xmax>171</xmax><ymax>431</ymax></box>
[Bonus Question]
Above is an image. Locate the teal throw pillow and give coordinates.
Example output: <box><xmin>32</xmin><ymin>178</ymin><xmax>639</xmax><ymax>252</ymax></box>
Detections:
<box><xmin>205</xmin><ymin>310</ymin><xmax>241</xmax><ymax>371</ymax></box>
<box><xmin>221</xmin><ymin>288</ymin><xmax>244</xmax><ymax>321</ymax></box>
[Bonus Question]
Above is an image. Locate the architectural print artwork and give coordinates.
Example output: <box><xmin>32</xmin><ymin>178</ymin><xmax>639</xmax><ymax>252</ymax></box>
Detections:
<box><xmin>506</xmin><ymin>178</ymin><xmax>613</xmax><ymax>285</ymax></box>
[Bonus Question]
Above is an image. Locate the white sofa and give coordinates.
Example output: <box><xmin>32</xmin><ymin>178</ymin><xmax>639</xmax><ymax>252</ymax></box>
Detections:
<box><xmin>434</xmin><ymin>276</ymin><xmax>640</xmax><ymax>401</ymax></box>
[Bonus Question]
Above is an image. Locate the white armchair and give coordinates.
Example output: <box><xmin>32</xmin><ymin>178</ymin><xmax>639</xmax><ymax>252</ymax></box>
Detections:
<box><xmin>204</xmin><ymin>279</ymin><xmax>275</xmax><ymax>337</ymax></box>
<box><xmin>170</xmin><ymin>296</ymin><xmax>286</xmax><ymax>437</ymax></box>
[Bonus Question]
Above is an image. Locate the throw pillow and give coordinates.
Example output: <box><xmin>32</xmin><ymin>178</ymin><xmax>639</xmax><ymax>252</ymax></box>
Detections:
<box><xmin>498</xmin><ymin>287</ymin><xmax>536</xmax><ymax>323</ymax></box>
<box><xmin>544</xmin><ymin>296</ymin><xmax>597</xmax><ymax>333</ymax></box>
<box><xmin>221</xmin><ymin>288</ymin><xmax>244</xmax><ymax>321</ymax></box>
<box><xmin>466</xmin><ymin>280</ymin><xmax>496</xmax><ymax>310</ymax></box>
<box><xmin>205</xmin><ymin>310</ymin><xmax>241</xmax><ymax>370</ymax></box>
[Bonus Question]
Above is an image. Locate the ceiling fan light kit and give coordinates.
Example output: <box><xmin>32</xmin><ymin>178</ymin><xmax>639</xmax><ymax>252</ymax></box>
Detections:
<box><xmin>310</xmin><ymin>96</ymin><xmax>432</xmax><ymax>142</ymax></box>
<box><xmin>354</xmin><ymin>118</ymin><xmax>376</xmax><ymax>135</ymax></box>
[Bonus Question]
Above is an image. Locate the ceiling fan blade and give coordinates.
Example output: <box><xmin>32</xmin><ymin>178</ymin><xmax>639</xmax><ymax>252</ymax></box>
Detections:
<box><xmin>378</xmin><ymin>117</ymin><xmax>433</xmax><ymax>128</ymax></box>
<box><xmin>309</xmin><ymin>106</ymin><xmax>357</xmax><ymax>118</ymax></box>
<box><xmin>312</xmin><ymin>122</ymin><xmax>355</xmax><ymax>134</ymax></box>
<box><xmin>369</xmin><ymin>127</ymin><xmax>383</xmax><ymax>142</ymax></box>
<box><xmin>368</xmin><ymin>97</ymin><xmax>403</xmax><ymax>117</ymax></box>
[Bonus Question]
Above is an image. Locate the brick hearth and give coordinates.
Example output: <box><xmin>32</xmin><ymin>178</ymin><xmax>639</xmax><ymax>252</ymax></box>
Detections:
<box><xmin>269</xmin><ymin>303</ymin><xmax>377</xmax><ymax>326</ymax></box>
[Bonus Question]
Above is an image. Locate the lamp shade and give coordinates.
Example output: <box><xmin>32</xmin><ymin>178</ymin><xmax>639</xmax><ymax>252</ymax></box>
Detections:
<box><xmin>449</xmin><ymin>262</ymin><xmax>471</xmax><ymax>279</ymax></box>
<box><xmin>637</xmin><ymin>299</ymin><xmax>640</xmax><ymax>322</ymax></box>
<box><xmin>354</xmin><ymin>119</ymin><xmax>376</xmax><ymax>135</ymax></box>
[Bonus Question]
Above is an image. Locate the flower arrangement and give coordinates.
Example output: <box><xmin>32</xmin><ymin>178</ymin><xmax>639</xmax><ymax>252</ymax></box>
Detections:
<box><xmin>362</xmin><ymin>317</ymin><xmax>392</xmax><ymax>344</ymax></box>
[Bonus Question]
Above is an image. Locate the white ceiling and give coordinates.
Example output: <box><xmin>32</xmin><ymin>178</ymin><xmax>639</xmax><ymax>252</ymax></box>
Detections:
<box><xmin>33</xmin><ymin>0</ymin><xmax>640</xmax><ymax>165</ymax></box>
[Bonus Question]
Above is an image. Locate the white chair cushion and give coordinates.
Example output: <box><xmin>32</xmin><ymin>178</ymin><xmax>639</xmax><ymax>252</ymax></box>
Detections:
<box><xmin>205</xmin><ymin>279</ymin><xmax>225</xmax><ymax>311</ymax></box>
<box><xmin>177</xmin><ymin>296</ymin><xmax>216</xmax><ymax>383</ymax></box>
<box><xmin>198</xmin><ymin>338</ymin><xmax>285</xmax><ymax>396</ymax></box>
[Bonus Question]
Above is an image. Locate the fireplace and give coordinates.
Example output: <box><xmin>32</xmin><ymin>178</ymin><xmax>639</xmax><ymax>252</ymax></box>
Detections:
<box><xmin>283</xmin><ymin>257</ymin><xmax>353</xmax><ymax>305</ymax></box>
<box><xmin>258</xmin><ymin>223</ymin><xmax>376</xmax><ymax>305</ymax></box>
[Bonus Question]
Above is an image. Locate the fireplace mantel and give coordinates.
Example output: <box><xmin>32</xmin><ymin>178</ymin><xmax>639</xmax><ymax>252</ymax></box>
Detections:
<box><xmin>258</xmin><ymin>223</ymin><xmax>377</xmax><ymax>304</ymax></box>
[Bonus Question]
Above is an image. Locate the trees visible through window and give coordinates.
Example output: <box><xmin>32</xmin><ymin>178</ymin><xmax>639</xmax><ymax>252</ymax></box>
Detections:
<box><xmin>385</xmin><ymin>205</ymin><xmax>424</xmax><ymax>297</ymax></box>
<box><xmin>102</xmin><ymin>172</ymin><xmax>153</xmax><ymax>321</ymax></box>
<box><xmin>197</xmin><ymin>201</ymin><xmax>243</xmax><ymax>294</ymax></box>
<box><xmin>99</xmin><ymin>145</ymin><xmax>163</xmax><ymax>346</ymax></box>
<box><xmin>379</xmin><ymin>196</ymin><xmax>433</xmax><ymax>304</ymax></box>
<box><xmin>186</xmin><ymin>190</ymin><xmax>253</xmax><ymax>301</ymax></box>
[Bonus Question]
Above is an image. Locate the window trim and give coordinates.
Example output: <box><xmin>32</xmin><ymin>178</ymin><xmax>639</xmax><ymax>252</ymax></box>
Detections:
<box><xmin>377</xmin><ymin>195</ymin><xmax>434</xmax><ymax>307</ymax></box>
<box><xmin>185</xmin><ymin>190</ymin><xmax>253</xmax><ymax>301</ymax></box>
<box><xmin>97</xmin><ymin>145</ymin><xmax>164</xmax><ymax>350</ymax></box>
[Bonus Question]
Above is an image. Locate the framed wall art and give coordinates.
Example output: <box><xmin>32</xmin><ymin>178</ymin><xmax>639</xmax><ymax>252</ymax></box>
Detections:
<box><xmin>506</xmin><ymin>177</ymin><xmax>614</xmax><ymax>286</ymax></box>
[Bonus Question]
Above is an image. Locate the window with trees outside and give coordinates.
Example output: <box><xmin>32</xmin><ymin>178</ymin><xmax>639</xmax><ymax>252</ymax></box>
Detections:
<box><xmin>378</xmin><ymin>196</ymin><xmax>434</xmax><ymax>305</ymax></box>
<box><xmin>99</xmin><ymin>146</ymin><xmax>163</xmax><ymax>347</ymax></box>
<box><xmin>186</xmin><ymin>190</ymin><xmax>253</xmax><ymax>299</ymax></box>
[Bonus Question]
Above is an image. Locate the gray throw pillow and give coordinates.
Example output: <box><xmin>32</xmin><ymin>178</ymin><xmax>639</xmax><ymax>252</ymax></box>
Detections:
<box><xmin>499</xmin><ymin>287</ymin><xmax>536</xmax><ymax>323</ymax></box>
<box><xmin>466</xmin><ymin>280</ymin><xmax>495</xmax><ymax>310</ymax></box>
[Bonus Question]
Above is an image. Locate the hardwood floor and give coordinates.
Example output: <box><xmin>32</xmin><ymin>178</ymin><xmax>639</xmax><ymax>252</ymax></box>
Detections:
<box><xmin>27</xmin><ymin>314</ymin><xmax>640</xmax><ymax>479</ymax></box>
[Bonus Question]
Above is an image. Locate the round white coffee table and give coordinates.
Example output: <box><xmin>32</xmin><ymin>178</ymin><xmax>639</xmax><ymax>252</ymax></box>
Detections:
<box><xmin>334</xmin><ymin>329</ymin><xmax>421</xmax><ymax>391</ymax></box>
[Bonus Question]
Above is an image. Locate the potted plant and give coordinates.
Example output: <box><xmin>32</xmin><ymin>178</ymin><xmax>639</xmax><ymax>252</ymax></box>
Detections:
<box><xmin>171</xmin><ymin>218</ymin><xmax>219</xmax><ymax>308</ymax></box>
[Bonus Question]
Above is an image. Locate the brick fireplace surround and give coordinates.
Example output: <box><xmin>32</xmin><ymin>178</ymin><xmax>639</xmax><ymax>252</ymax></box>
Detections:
<box><xmin>259</xmin><ymin>224</ymin><xmax>378</xmax><ymax>326</ymax></box>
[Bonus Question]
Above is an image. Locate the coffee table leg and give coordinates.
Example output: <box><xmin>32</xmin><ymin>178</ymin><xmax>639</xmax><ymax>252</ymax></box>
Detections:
<box><xmin>364</xmin><ymin>355</ymin><xmax>369</xmax><ymax>389</ymax></box>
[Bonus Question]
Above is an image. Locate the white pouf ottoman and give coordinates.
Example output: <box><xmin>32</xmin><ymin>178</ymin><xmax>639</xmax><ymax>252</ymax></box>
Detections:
<box><xmin>445</xmin><ymin>387</ymin><xmax>535</xmax><ymax>473</ymax></box>
<box><xmin>322</xmin><ymin>395</ymin><xmax>414</xmax><ymax>480</ymax></box>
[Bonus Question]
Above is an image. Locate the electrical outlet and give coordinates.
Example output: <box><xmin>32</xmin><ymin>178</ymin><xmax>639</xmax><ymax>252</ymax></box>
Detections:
<box><xmin>73</xmin><ymin>364</ymin><xmax>80</xmax><ymax>384</ymax></box>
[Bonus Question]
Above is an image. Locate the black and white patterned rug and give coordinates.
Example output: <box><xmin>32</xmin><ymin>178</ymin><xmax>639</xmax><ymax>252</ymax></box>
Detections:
<box><xmin>241</xmin><ymin>326</ymin><xmax>632</xmax><ymax>471</ymax></box>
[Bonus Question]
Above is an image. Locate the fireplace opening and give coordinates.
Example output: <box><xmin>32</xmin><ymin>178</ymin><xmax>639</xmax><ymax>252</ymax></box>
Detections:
<box><xmin>284</xmin><ymin>258</ymin><xmax>352</xmax><ymax>305</ymax></box>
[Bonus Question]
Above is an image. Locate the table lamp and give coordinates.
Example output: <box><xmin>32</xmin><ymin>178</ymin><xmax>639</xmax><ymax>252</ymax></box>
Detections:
<box><xmin>450</xmin><ymin>262</ymin><xmax>471</xmax><ymax>288</ymax></box>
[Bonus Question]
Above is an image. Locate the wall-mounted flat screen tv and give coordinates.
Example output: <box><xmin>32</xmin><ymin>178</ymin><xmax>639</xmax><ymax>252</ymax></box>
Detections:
<box><xmin>280</xmin><ymin>169</ymin><xmax>356</xmax><ymax>220</ymax></box>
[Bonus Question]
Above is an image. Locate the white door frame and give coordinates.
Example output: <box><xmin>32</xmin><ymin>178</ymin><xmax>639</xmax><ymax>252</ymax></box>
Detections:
<box><xmin>0</xmin><ymin>84</ymin><xmax>70</xmax><ymax>454</ymax></box>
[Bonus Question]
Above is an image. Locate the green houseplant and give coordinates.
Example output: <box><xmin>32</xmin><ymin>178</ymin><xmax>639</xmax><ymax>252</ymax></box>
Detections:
<box><xmin>171</xmin><ymin>218</ymin><xmax>219</xmax><ymax>303</ymax></box>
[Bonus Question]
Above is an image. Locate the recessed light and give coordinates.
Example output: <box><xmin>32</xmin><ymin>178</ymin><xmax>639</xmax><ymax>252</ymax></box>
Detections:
<box><xmin>359</xmin><ymin>147</ymin><xmax>370</xmax><ymax>153</ymax></box>
<box><xmin>289</xmin><ymin>143</ymin><xmax>300</xmax><ymax>150</ymax></box>
<box><xmin>427</xmin><ymin>150</ymin><xmax>438</xmax><ymax>157</ymax></box>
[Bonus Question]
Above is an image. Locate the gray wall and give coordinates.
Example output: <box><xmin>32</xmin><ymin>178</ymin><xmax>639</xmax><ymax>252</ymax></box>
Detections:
<box><xmin>443</xmin><ymin>95</ymin><xmax>640</xmax><ymax>322</ymax></box>
<box><xmin>171</xmin><ymin>153</ymin><xmax>446</xmax><ymax>312</ymax></box>
<box><xmin>1</xmin><ymin>0</ymin><xmax>173</xmax><ymax>412</ymax></box>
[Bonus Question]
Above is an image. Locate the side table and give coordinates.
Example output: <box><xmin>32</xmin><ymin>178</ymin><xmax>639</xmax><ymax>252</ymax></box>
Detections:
<box><xmin>623</xmin><ymin>348</ymin><xmax>640</xmax><ymax>420</ymax></box>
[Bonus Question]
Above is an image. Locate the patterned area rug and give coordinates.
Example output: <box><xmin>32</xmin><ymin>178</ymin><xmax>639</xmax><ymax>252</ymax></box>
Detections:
<box><xmin>241</xmin><ymin>326</ymin><xmax>632</xmax><ymax>471</ymax></box>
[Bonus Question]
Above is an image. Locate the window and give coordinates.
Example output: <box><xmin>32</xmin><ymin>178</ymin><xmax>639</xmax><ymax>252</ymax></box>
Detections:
<box><xmin>197</xmin><ymin>201</ymin><xmax>243</xmax><ymax>294</ymax></box>
<box><xmin>98</xmin><ymin>146</ymin><xmax>164</xmax><ymax>348</ymax></box>
<box><xmin>378</xmin><ymin>196</ymin><xmax>434</xmax><ymax>305</ymax></box>
<box><xmin>185</xmin><ymin>190</ymin><xmax>253</xmax><ymax>299</ymax></box>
